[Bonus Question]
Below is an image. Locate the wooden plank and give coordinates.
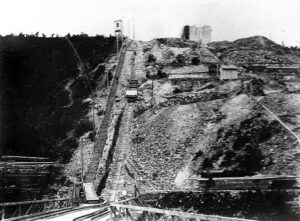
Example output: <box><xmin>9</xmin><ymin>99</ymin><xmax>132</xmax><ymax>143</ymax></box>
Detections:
<box><xmin>3</xmin><ymin>174</ymin><xmax>49</xmax><ymax>177</ymax></box>
<box><xmin>0</xmin><ymin>156</ymin><xmax>49</xmax><ymax>161</ymax></box>
<box><xmin>187</xmin><ymin>175</ymin><xmax>297</xmax><ymax>181</ymax></box>
<box><xmin>110</xmin><ymin>203</ymin><xmax>257</xmax><ymax>221</ymax></box>
<box><xmin>0</xmin><ymin>162</ymin><xmax>55</xmax><ymax>165</ymax></box>
<box><xmin>187</xmin><ymin>176</ymin><xmax>300</xmax><ymax>190</ymax></box>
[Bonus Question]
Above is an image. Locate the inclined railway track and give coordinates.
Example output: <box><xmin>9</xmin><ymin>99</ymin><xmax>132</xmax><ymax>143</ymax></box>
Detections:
<box><xmin>5</xmin><ymin>205</ymin><xmax>101</xmax><ymax>221</ymax></box>
<box><xmin>72</xmin><ymin>206</ymin><xmax>109</xmax><ymax>221</ymax></box>
<box><xmin>5</xmin><ymin>203</ymin><xmax>110</xmax><ymax>221</ymax></box>
<box><xmin>85</xmin><ymin>41</ymin><xmax>131</xmax><ymax>183</ymax></box>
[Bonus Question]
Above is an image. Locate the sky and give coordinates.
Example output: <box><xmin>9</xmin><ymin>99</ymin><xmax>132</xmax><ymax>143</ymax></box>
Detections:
<box><xmin>0</xmin><ymin>0</ymin><xmax>299</xmax><ymax>46</ymax></box>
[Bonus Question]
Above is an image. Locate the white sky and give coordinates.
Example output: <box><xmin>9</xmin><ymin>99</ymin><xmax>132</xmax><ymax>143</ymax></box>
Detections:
<box><xmin>0</xmin><ymin>0</ymin><xmax>299</xmax><ymax>46</ymax></box>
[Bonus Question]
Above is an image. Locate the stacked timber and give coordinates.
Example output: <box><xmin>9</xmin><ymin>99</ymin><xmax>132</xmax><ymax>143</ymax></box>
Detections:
<box><xmin>0</xmin><ymin>156</ymin><xmax>56</xmax><ymax>202</ymax></box>
<box><xmin>186</xmin><ymin>175</ymin><xmax>300</xmax><ymax>191</ymax></box>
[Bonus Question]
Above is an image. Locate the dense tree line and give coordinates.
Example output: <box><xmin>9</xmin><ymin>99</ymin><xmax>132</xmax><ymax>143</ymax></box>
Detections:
<box><xmin>0</xmin><ymin>34</ymin><xmax>116</xmax><ymax>162</ymax></box>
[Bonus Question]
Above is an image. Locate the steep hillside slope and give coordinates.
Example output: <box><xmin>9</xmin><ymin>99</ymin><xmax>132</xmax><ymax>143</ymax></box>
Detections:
<box><xmin>127</xmin><ymin>39</ymin><xmax>300</xmax><ymax>192</ymax></box>
<box><xmin>98</xmin><ymin>39</ymin><xmax>299</xmax><ymax>220</ymax></box>
<box><xmin>132</xmin><ymin>90</ymin><xmax>300</xmax><ymax>192</ymax></box>
<box><xmin>209</xmin><ymin>36</ymin><xmax>300</xmax><ymax>64</ymax></box>
<box><xmin>0</xmin><ymin>35</ymin><xmax>115</xmax><ymax>161</ymax></box>
<box><xmin>0</xmin><ymin>35</ymin><xmax>117</xmax><ymax>201</ymax></box>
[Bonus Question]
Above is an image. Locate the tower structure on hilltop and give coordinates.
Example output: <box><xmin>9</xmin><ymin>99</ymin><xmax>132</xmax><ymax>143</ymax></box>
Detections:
<box><xmin>114</xmin><ymin>20</ymin><xmax>123</xmax><ymax>52</ymax></box>
<box><xmin>181</xmin><ymin>25</ymin><xmax>212</xmax><ymax>46</ymax></box>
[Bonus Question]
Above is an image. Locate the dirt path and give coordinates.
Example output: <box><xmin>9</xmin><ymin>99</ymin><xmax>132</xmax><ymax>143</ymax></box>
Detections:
<box><xmin>63</xmin><ymin>78</ymin><xmax>75</xmax><ymax>108</ymax></box>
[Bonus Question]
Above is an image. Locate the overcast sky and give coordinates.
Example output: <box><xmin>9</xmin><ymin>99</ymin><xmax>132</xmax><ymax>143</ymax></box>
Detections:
<box><xmin>0</xmin><ymin>0</ymin><xmax>299</xmax><ymax>46</ymax></box>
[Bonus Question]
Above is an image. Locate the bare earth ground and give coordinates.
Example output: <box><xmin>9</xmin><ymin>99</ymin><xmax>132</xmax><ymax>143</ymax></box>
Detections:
<box><xmin>129</xmin><ymin>40</ymin><xmax>300</xmax><ymax>193</ymax></box>
<box><xmin>63</xmin><ymin>39</ymin><xmax>300</xmax><ymax>204</ymax></box>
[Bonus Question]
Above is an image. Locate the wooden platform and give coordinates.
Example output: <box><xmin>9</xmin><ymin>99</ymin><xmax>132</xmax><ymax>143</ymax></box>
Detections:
<box><xmin>83</xmin><ymin>183</ymin><xmax>99</xmax><ymax>203</ymax></box>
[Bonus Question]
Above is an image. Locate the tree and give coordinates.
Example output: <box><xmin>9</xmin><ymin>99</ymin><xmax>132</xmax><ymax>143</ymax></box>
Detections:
<box><xmin>176</xmin><ymin>54</ymin><xmax>185</xmax><ymax>64</ymax></box>
<box><xmin>148</xmin><ymin>54</ymin><xmax>156</xmax><ymax>63</ymax></box>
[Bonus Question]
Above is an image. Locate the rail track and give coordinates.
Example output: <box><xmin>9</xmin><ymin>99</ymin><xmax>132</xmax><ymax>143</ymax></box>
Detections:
<box><xmin>72</xmin><ymin>206</ymin><xmax>109</xmax><ymax>221</ymax></box>
<box><xmin>3</xmin><ymin>203</ymin><xmax>110</xmax><ymax>221</ymax></box>
<box><xmin>85</xmin><ymin>40</ymin><xmax>131</xmax><ymax>184</ymax></box>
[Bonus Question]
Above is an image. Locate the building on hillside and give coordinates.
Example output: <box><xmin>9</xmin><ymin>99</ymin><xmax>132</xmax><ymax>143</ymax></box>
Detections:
<box><xmin>166</xmin><ymin>65</ymin><xmax>210</xmax><ymax>79</ymax></box>
<box><xmin>220</xmin><ymin>65</ymin><xmax>239</xmax><ymax>80</ymax></box>
<box><xmin>181</xmin><ymin>25</ymin><xmax>212</xmax><ymax>46</ymax></box>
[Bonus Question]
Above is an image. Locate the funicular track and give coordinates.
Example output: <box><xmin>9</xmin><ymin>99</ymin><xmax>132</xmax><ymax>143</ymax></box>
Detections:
<box><xmin>0</xmin><ymin>200</ymin><xmax>109</xmax><ymax>221</ymax></box>
<box><xmin>85</xmin><ymin>41</ymin><xmax>131</xmax><ymax>184</ymax></box>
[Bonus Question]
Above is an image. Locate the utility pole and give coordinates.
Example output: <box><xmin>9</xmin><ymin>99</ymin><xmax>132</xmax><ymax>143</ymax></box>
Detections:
<box><xmin>127</xmin><ymin>19</ymin><xmax>131</xmax><ymax>39</ymax></box>
<box><xmin>80</xmin><ymin>138</ymin><xmax>84</xmax><ymax>183</ymax></box>
<box><xmin>133</xmin><ymin>22</ymin><xmax>135</xmax><ymax>40</ymax></box>
<box><xmin>107</xmin><ymin>71</ymin><xmax>109</xmax><ymax>89</ymax></box>
<box><xmin>151</xmin><ymin>66</ymin><xmax>155</xmax><ymax>114</ymax></box>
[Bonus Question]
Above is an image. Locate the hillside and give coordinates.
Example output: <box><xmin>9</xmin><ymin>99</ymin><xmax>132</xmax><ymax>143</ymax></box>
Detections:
<box><xmin>0</xmin><ymin>34</ymin><xmax>115</xmax><ymax>160</ymax></box>
<box><xmin>1</xmin><ymin>35</ymin><xmax>299</xmax><ymax>219</ymax></box>
<box><xmin>209</xmin><ymin>35</ymin><xmax>300</xmax><ymax>64</ymax></box>
<box><xmin>98</xmin><ymin>39</ymin><xmax>300</xmax><ymax>220</ymax></box>
<box><xmin>0</xmin><ymin>34</ymin><xmax>117</xmax><ymax>201</ymax></box>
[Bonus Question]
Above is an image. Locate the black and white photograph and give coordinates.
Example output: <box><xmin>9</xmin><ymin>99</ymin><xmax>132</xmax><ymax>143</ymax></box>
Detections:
<box><xmin>0</xmin><ymin>0</ymin><xmax>300</xmax><ymax>220</ymax></box>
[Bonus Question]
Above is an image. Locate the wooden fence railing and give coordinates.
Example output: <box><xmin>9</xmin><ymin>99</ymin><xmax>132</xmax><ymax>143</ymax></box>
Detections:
<box><xmin>109</xmin><ymin>202</ymin><xmax>257</xmax><ymax>221</ymax></box>
<box><xmin>0</xmin><ymin>198</ymin><xmax>71</xmax><ymax>220</ymax></box>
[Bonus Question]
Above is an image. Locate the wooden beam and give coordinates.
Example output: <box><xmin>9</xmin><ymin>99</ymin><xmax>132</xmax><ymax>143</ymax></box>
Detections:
<box><xmin>0</xmin><ymin>156</ymin><xmax>49</xmax><ymax>161</ymax></box>
<box><xmin>0</xmin><ymin>162</ymin><xmax>55</xmax><ymax>165</ymax></box>
<box><xmin>186</xmin><ymin>175</ymin><xmax>297</xmax><ymax>181</ymax></box>
<box><xmin>1</xmin><ymin>206</ymin><xmax>4</xmax><ymax>220</ymax></box>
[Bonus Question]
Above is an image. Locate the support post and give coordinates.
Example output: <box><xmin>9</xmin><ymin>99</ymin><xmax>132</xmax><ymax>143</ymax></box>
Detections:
<box><xmin>125</xmin><ymin>208</ymin><xmax>128</xmax><ymax>221</ymax></box>
<box><xmin>116</xmin><ymin>35</ymin><xmax>119</xmax><ymax>54</ymax></box>
<box><xmin>80</xmin><ymin>138</ymin><xmax>84</xmax><ymax>183</ymax></box>
<box><xmin>110</xmin><ymin>206</ymin><xmax>113</xmax><ymax>221</ymax></box>
<box><xmin>1</xmin><ymin>207</ymin><xmax>5</xmax><ymax>221</ymax></box>
<box><xmin>72</xmin><ymin>178</ymin><xmax>75</xmax><ymax>208</ymax></box>
<box><xmin>144</xmin><ymin>211</ymin><xmax>150</xmax><ymax>221</ymax></box>
<box><xmin>112</xmin><ymin>206</ymin><xmax>117</xmax><ymax>221</ymax></box>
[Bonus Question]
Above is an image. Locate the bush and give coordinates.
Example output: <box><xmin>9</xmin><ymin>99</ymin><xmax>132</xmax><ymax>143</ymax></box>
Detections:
<box><xmin>191</xmin><ymin>57</ymin><xmax>200</xmax><ymax>65</ymax></box>
<box><xmin>176</xmin><ymin>54</ymin><xmax>185</xmax><ymax>64</ymax></box>
<box><xmin>74</xmin><ymin>119</ymin><xmax>94</xmax><ymax>137</ymax></box>
<box><xmin>148</xmin><ymin>54</ymin><xmax>156</xmax><ymax>63</ymax></box>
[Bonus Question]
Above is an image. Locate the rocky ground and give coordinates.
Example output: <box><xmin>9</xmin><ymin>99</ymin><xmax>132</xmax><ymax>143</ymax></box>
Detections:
<box><xmin>60</xmin><ymin>36</ymin><xmax>299</xmax><ymax>219</ymax></box>
<box><xmin>208</xmin><ymin>35</ymin><xmax>300</xmax><ymax>64</ymax></box>
<box><xmin>127</xmin><ymin>37</ymin><xmax>300</xmax><ymax>193</ymax></box>
<box><xmin>123</xmin><ymin>37</ymin><xmax>300</xmax><ymax>220</ymax></box>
